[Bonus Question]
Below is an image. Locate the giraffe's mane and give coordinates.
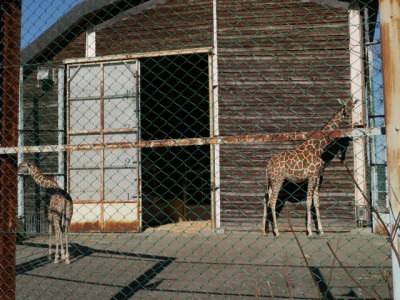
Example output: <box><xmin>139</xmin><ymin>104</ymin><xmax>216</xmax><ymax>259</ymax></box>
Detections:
<box><xmin>28</xmin><ymin>163</ymin><xmax>60</xmax><ymax>187</ymax></box>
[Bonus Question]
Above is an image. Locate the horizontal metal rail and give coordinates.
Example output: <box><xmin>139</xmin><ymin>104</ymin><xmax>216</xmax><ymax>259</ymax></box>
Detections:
<box><xmin>64</xmin><ymin>47</ymin><xmax>212</xmax><ymax>65</ymax></box>
<box><xmin>0</xmin><ymin>127</ymin><xmax>384</xmax><ymax>155</ymax></box>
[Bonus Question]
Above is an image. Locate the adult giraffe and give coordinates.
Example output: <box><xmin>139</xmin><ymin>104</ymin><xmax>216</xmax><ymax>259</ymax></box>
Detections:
<box><xmin>18</xmin><ymin>160</ymin><xmax>73</xmax><ymax>264</ymax></box>
<box><xmin>264</xmin><ymin>99</ymin><xmax>354</xmax><ymax>237</ymax></box>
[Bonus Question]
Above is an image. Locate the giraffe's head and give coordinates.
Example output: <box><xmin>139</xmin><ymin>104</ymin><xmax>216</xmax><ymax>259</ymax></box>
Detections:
<box><xmin>337</xmin><ymin>98</ymin><xmax>356</xmax><ymax>118</ymax></box>
<box><xmin>321</xmin><ymin>98</ymin><xmax>356</xmax><ymax>132</ymax></box>
<box><xmin>17</xmin><ymin>160</ymin><xmax>30</xmax><ymax>174</ymax></box>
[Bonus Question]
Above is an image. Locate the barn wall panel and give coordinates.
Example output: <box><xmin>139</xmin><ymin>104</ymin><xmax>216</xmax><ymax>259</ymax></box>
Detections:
<box><xmin>217</xmin><ymin>0</ymin><xmax>354</xmax><ymax>232</ymax></box>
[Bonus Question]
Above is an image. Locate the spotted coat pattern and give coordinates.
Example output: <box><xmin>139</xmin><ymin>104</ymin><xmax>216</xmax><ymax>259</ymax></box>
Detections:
<box><xmin>18</xmin><ymin>160</ymin><xmax>73</xmax><ymax>264</ymax></box>
<box><xmin>264</xmin><ymin>99</ymin><xmax>353</xmax><ymax>237</ymax></box>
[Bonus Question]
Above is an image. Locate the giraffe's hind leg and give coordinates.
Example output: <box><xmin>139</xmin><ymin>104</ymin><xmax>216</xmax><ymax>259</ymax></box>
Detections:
<box><xmin>262</xmin><ymin>190</ymin><xmax>269</xmax><ymax>236</ymax></box>
<box><xmin>60</xmin><ymin>220</ymin><xmax>65</xmax><ymax>260</ymax></box>
<box><xmin>60</xmin><ymin>231</ymin><xmax>65</xmax><ymax>260</ymax></box>
<box><xmin>306</xmin><ymin>174</ymin><xmax>324</xmax><ymax>237</ymax></box>
<box><xmin>61</xmin><ymin>217</ymin><xmax>70</xmax><ymax>264</ymax></box>
<box><xmin>53</xmin><ymin>219</ymin><xmax>61</xmax><ymax>264</ymax></box>
<box><xmin>268</xmin><ymin>177</ymin><xmax>284</xmax><ymax>237</ymax></box>
<box><xmin>64</xmin><ymin>222</ymin><xmax>70</xmax><ymax>264</ymax></box>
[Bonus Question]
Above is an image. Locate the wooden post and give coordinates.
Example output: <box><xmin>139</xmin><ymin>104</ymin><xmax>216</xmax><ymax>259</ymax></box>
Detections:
<box><xmin>0</xmin><ymin>1</ymin><xmax>21</xmax><ymax>298</ymax></box>
<box><xmin>379</xmin><ymin>0</ymin><xmax>400</xmax><ymax>298</ymax></box>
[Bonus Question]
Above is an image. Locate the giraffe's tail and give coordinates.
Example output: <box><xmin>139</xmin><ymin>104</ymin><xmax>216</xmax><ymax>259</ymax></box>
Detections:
<box><xmin>66</xmin><ymin>200</ymin><xmax>73</xmax><ymax>223</ymax></box>
<box><xmin>265</xmin><ymin>170</ymin><xmax>272</xmax><ymax>201</ymax></box>
<box><xmin>63</xmin><ymin>195</ymin><xmax>73</xmax><ymax>231</ymax></box>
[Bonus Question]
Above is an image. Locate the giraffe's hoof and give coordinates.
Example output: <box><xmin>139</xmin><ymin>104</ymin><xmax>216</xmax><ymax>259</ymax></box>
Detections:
<box><xmin>65</xmin><ymin>259</ymin><xmax>71</xmax><ymax>265</ymax></box>
<box><xmin>318</xmin><ymin>231</ymin><xmax>324</xmax><ymax>237</ymax></box>
<box><xmin>54</xmin><ymin>259</ymin><xmax>60</xmax><ymax>264</ymax></box>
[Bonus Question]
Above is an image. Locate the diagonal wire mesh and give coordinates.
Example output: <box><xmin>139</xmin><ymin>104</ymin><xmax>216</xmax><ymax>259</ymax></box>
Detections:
<box><xmin>1</xmin><ymin>0</ymin><xmax>398</xmax><ymax>298</ymax></box>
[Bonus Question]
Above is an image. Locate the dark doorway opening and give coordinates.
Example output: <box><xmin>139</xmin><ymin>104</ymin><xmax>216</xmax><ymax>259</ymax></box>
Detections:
<box><xmin>140</xmin><ymin>53</ymin><xmax>211</xmax><ymax>228</ymax></box>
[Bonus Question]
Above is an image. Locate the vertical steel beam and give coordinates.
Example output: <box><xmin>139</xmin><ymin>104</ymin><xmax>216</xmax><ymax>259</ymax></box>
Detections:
<box><xmin>0</xmin><ymin>0</ymin><xmax>21</xmax><ymax>298</ymax></box>
<box><xmin>17</xmin><ymin>66</ymin><xmax>24</xmax><ymax>219</ymax></box>
<box><xmin>33</xmin><ymin>95</ymin><xmax>41</xmax><ymax>232</ymax></box>
<box><xmin>349</xmin><ymin>5</ymin><xmax>369</xmax><ymax>225</ymax></box>
<box><xmin>57</xmin><ymin>68</ymin><xmax>66</xmax><ymax>189</ymax></box>
<box><xmin>211</xmin><ymin>0</ymin><xmax>221</xmax><ymax>230</ymax></box>
<box><xmin>379</xmin><ymin>0</ymin><xmax>400</xmax><ymax>298</ymax></box>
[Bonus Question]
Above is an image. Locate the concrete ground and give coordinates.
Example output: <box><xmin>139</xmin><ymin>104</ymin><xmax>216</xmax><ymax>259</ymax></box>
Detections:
<box><xmin>16</xmin><ymin>227</ymin><xmax>393</xmax><ymax>299</ymax></box>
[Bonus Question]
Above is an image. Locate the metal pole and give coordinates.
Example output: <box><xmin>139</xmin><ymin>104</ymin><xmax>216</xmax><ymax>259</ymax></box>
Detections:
<box><xmin>379</xmin><ymin>1</ymin><xmax>400</xmax><ymax>298</ymax></box>
<box><xmin>18</xmin><ymin>66</ymin><xmax>25</xmax><ymax>219</ymax></box>
<box><xmin>0</xmin><ymin>1</ymin><xmax>21</xmax><ymax>298</ymax></box>
<box><xmin>349</xmin><ymin>4</ymin><xmax>369</xmax><ymax>225</ymax></box>
<box><xmin>211</xmin><ymin>0</ymin><xmax>220</xmax><ymax>229</ymax></box>
<box><xmin>58</xmin><ymin>68</ymin><xmax>66</xmax><ymax>189</ymax></box>
<box><xmin>33</xmin><ymin>95</ymin><xmax>41</xmax><ymax>232</ymax></box>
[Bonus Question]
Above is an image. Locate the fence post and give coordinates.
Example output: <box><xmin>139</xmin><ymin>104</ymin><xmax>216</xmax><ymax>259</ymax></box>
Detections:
<box><xmin>379</xmin><ymin>0</ymin><xmax>400</xmax><ymax>298</ymax></box>
<box><xmin>0</xmin><ymin>0</ymin><xmax>21</xmax><ymax>298</ymax></box>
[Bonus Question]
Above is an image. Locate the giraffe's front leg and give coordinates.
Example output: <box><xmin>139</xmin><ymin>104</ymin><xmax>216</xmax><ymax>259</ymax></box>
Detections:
<box><xmin>314</xmin><ymin>177</ymin><xmax>324</xmax><ymax>236</ymax></box>
<box><xmin>270</xmin><ymin>204</ymin><xmax>279</xmax><ymax>237</ymax></box>
<box><xmin>269</xmin><ymin>198</ymin><xmax>279</xmax><ymax>237</ymax></box>
<box><xmin>306</xmin><ymin>179</ymin><xmax>317</xmax><ymax>237</ymax></box>
<box><xmin>269</xmin><ymin>180</ymin><xmax>283</xmax><ymax>237</ymax></box>
<box><xmin>54</xmin><ymin>227</ymin><xmax>61</xmax><ymax>264</ymax></box>
<box><xmin>306</xmin><ymin>210</ymin><xmax>313</xmax><ymax>237</ymax></box>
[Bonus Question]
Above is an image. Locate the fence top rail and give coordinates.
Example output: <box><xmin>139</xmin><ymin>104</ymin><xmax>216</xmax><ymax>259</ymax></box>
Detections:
<box><xmin>0</xmin><ymin>128</ymin><xmax>383</xmax><ymax>155</ymax></box>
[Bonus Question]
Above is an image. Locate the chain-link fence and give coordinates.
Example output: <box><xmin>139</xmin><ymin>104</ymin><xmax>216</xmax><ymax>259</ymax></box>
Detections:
<box><xmin>1</xmin><ymin>0</ymin><xmax>399</xmax><ymax>298</ymax></box>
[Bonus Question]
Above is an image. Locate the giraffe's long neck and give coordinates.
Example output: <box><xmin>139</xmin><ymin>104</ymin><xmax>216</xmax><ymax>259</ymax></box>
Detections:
<box><xmin>297</xmin><ymin>106</ymin><xmax>346</xmax><ymax>157</ymax></box>
<box><xmin>320</xmin><ymin>106</ymin><xmax>345</xmax><ymax>133</ymax></box>
<box><xmin>28</xmin><ymin>165</ymin><xmax>59</xmax><ymax>189</ymax></box>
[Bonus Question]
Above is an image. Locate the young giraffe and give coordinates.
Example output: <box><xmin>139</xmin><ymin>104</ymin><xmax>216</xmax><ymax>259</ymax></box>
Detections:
<box><xmin>264</xmin><ymin>98</ymin><xmax>354</xmax><ymax>237</ymax></box>
<box><xmin>18</xmin><ymin>160</ymin><xmax>73</xmax><ymax>264</ymax></box>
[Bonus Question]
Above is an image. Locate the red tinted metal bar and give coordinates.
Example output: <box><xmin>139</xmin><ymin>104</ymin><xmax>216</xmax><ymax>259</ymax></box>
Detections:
<box><xmin>0</xmin><ymin>128</ymin><xmax>384</xmax><ymax>154</ymax></box>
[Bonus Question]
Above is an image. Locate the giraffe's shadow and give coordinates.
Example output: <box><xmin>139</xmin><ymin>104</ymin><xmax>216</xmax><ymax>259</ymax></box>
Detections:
<box><xmin>264</xmin><ymin>178</ymin><xmax>324</xmax><ymax>235</ymax></box>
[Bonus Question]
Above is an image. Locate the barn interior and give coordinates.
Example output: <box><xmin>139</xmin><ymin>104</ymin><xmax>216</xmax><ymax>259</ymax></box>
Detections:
<box><xmin>139</xmin><ymin>53</ymin><xmax>211</xmax><ymax>228</ymax></box>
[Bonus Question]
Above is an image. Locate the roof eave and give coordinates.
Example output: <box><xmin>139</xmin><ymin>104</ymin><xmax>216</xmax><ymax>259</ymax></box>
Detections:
<box><xmin>20</xmin><ymin>0</ymin><xmax>135</xmax><ymax>66</ymax></box>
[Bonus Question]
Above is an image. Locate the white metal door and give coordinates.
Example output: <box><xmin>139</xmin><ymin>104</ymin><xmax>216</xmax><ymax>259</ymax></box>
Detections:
<box><xmin>67</xmin><ymin>60</ymin><xmax>140</xmax><ymax>232</ymax></box>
